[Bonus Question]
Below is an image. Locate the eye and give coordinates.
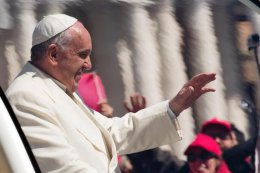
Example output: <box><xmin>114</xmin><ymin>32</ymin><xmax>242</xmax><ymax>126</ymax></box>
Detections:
<box><xmin>77</xmin><ymin>50</ymin><xmax>91</xmax><ymax>60</ymax></box>
<box><xmin>78</xmin><ymin>53</ymin><xmax>88</xmax><ymax>59</ymax></box>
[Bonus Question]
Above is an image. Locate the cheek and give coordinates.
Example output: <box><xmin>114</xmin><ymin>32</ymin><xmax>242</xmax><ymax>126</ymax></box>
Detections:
<box><xmin>205</xmin><ymin>159</ymin><xmax>219</xmax><ymax>172</ymax></box>
<box><xmin>221</xmin><ymin>140</ymin><xmax>233</xmax><ymax>149</ymax></box>
<box><xmin>188</xmin><ymin>162</ymin><xmax>200</xmax><ymax>173</ymax></box>
<box><xmin>66</xmin><ymin>61</ymin><xmax>83</xmax><ymax>75</ymax></box>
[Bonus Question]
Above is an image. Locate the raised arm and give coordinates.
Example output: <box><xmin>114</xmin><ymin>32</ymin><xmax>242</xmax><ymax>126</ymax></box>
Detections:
<box><xmin>169</xmin><ymin>73</ymin><xmax>216</xmax><ymax>116</ymax></box>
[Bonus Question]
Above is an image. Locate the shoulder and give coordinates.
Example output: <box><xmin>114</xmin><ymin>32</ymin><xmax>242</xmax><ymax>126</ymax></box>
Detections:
<box><xmin>6</xmin><ymin>62</ymin><xmax>40</xmax><ymax>96</ymax></box>
<box><xmin>6</xmin><ymin>71</ymin><xmax>54</xmax><ymax>110</ymax></box>
<box><xmin>7</xmin><ymin>74</ymin><xmax>35</xmax><ymax>98</ymax></box>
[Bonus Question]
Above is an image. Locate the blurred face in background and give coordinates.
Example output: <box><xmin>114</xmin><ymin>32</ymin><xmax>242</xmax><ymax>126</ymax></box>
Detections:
<box><xmin>203</xmin><ymin>126</ymin><xmax>237</xmax><ymax>150</ymax></box>
<box><xmin>187</xmin><ymin>148</ymin><xmax>220</xmax><ymax>173</ymax></box>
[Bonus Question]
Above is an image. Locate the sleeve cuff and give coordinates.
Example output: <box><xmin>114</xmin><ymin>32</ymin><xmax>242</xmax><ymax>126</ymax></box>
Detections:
<box><xmin>167</xmin><ymin>102</ymin><xmax>182</xmax><ymax>137</ymax></box>
<box><xmin>167</xmin><ymin>103</ymin><xmax>177</xmax><ymax>120</ymax></box>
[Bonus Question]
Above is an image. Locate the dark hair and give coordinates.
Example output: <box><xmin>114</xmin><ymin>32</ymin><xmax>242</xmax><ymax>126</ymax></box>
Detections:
<box><xmin>31</xmin><ymin>40</ymin><xmax>50</xmax><ymax>62</ymax></box>
<box><xmin>187</xmin><ymin>151</ymin><xmax>218</xmax><ymax>162</ymax></box>
<box><xmin>231</xmin><ymin>124</ymin><xmax>245</xmax><ymax>143</ymax></box>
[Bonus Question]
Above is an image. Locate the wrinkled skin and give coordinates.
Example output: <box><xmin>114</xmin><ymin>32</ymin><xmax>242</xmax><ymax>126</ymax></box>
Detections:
<box><xmin>34</xmin><ymin>21</ymin><xmax>92</xmax><ymax>96</ymax></box>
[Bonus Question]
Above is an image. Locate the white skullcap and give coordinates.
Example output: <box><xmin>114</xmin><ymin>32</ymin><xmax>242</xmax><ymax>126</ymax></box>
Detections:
<box><xmin>32</xmin><ymin>14</ymin><xmax>77</xmax><ymax>47</ymax></box>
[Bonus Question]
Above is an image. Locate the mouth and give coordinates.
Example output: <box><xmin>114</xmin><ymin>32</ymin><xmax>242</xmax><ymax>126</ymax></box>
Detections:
<box><xmin>197</xmin><ymin>164</ymin><xmax>207</xmax><ymax>172</ymax></box>
<box><xmin>75</xmin><ymin>66</ymin><xmax>89</xmax><ymax>82</ymax></box>
<box><xmin>75</xmin><ymin>70</ymin><xmax>83</xmax><ymax>82</ymax></box>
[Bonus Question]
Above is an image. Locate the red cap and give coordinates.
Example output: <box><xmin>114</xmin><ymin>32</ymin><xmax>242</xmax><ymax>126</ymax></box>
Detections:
<box><xmin>184</xmin><ymin>133</ymin><xmax>221</xmax><ymax>157</ymax></box>
<box><xmin>201</xmin><ymin>118</ymin><xmax>231</xmax><ymax>133</ymax></box>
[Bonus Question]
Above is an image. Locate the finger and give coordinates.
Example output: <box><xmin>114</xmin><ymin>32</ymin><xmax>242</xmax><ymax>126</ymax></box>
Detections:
<box><xmin>108</xmin><ymin>107</ymin><xmax>114</xmax><ymax>115</ymax></box>
<box><xmin>200</xmin><ymin>74</ymin><xmax>215</xmax><ymax>87</ymax></box>
<box><xmin>191</xmin><ymin>73</ymin><xmax>216</xmax><ymax>85</ymax></box>
<box><xmin>141</xmin><ymin>96</ymin><xmax>147</xmax><ymax>108</ymax></box>
<box><xmin>137</xmin><ymin>95</ymin><xmax>145</xmax><ymax>108</ymax></box>
<box><xmin>131</xmin><ymin>95</ymin><xmax>137</xmax><ymax>107</ymax></box>
<box><xmin>201</xmin><ymin>87</ymin><xmax>215</xmax><ymax>93</ymax></box>
<box><xmin>124</xmin><ymin>101</ymin><xmax>132</xmax><ymax>112</ymax></box>
<box><xmin>199</xmin><ymin>73</ymin><xmax>216</xmax><ymax>86</ymax></box>
<box><xmin>132</xmin><ymin>95</ymin><xmax>140</xmax><ymax>108</ymax></box>
<box><xmin>136</xmin><ymin>95</ymin><xmax>141</xmax><ymax>104</ymax></box>
<box><xmin>189</xmin><ymin>73</ymin><xmax>216</xmax><ymax>89</ymax></box>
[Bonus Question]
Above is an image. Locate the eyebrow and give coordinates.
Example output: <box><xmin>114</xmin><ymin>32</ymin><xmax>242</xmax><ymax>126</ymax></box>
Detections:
<box><xmin>77</xmin><ymin>49</ymin><xmax>91</xmax><ymax>54</ymax></box>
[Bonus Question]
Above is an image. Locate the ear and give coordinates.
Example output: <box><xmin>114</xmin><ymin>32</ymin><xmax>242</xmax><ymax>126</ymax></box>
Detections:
<box><xmin>47</xmin><ymin>44</ymin><xmax>58</xmax><ymax>64</ymax></box>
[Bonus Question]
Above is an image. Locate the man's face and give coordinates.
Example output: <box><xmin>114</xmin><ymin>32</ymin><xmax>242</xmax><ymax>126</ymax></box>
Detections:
<box><xmin>203</xmin><ymin>126</ymin><xmax>237</xmax><ymax>150</ymax></box>
<box><xmin>55</xmin><ymin>22</ymin><xmax>92</xmax><ymax>94</ymax></box>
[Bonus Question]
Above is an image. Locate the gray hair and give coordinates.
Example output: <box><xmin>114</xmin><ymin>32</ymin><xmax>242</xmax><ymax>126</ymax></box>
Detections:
<box><xmin>30</xmin><ymin>29</ymin><xmax>71</xmax><ymax>62</ymax></box>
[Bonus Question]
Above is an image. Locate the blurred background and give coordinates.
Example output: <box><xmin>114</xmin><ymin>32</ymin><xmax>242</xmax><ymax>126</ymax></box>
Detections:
<box><xmin>0</xmin><ymin>0</ymin><xmax>259</xmax><ymax>165</ymax></box>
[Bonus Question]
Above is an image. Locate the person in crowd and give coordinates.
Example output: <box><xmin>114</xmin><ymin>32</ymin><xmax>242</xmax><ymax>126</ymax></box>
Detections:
<box><xmin>201</xmin><ymin>118</ymin><xmax>238</xmax><ymax>151</ymax></box>
<box><xmin>77</xmin><ymin>71</ymin><xmax>114</xmax><ymax>117</ymax></box>
<box><xmin>124</xmin><ymin>93</ymin><xmax>147</xmax><ymax>113</ymax></box>
<box><xmin>127</xmin><ymin>148</ymin><xmax>183</xmax><ymax>173</ymax></box>
<box><xmin>78</xmin><ymin>71</ymin><xmax>134</xmax><ymax>172</ymax></box>
<box><xmin>201</xmin><ymin>118</ymin><xmax>255</xmax><ymax>173</ymax></box>
<box><xmin>6</xmin><ymin>14</ymin><xmax>216</xmax><ymax>173</ymax></box>
<box><xmin>124</xmin><ymin>93</ymin><xmax>182</xmax><ymax>173</ymax></box>
<box><xmin>178</xmin><ymin>133</ymin><xmax>231</xmax><ymax>173</ymax></box>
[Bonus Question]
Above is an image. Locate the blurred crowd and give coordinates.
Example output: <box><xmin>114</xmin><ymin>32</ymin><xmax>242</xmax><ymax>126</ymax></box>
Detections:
<box><xmin>1</xmin><ymin>0</ymin><xmax>259</xmax><ymax>172</ymax></box>
<box><xmin>120</xmin><ymin>110</ymin><xmax>256</xmax><ymax>173</ymax></box>
<box><xmin>78</xmin><ymin>71</ymin><xmax>257</xmax><ymax>173</ymax></box>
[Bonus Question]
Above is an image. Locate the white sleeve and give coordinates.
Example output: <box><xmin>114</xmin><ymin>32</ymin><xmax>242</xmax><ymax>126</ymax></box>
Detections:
<box><xmin>93</xmin><ymin>100</ymin><xmax>183</xmax><ymax>155</ymax></box>
<box><xmin>7</xmin><ymin>91</ymin><xmax>99</xmax><ymax>173</ymax></box>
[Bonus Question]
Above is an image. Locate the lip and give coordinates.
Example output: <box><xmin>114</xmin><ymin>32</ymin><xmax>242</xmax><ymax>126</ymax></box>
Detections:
<box><xmin>75</xmin><ymin>71</ymin><xmax>82</xmax><ymax>82</ymax></box>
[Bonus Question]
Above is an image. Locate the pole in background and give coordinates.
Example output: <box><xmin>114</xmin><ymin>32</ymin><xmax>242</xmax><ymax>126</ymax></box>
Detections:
<box><xmin>248</xmin><ymin>33</ymin><xmax>260</xmax><ymax>75</ymax></box>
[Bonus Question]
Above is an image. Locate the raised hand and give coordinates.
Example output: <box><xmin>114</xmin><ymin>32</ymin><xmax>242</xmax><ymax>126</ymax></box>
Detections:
<box><xmin>124</xmin><ymin>93</ymin><xmax>147</xmax><ymax>113</ymax></box>
<box><xmin>169</xmin><ymin>73</ymin><xmax>216</xmax><ymax>116</ymax></box>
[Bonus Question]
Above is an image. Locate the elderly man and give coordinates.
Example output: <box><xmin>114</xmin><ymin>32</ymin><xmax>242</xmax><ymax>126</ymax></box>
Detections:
<box><xmin>6</xmin><ymin>14</ymin><xmax>216</xmax><ymax>173</ymax></box>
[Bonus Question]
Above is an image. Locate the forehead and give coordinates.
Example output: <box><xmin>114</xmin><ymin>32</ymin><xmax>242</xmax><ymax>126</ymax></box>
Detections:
<box><xmin>203</xmin><ymin>125</ymin><xmax>230</xmax><ymax>135</ymax></box>
<box><xmin>66</xmin><ymin>22</ymin><xmax>92</xmax><ymax>50</ymax></box>
<box><xmin>188</xmin><ymin>147</ymin><xmax>206</xmax><ymax>155</ymax></box>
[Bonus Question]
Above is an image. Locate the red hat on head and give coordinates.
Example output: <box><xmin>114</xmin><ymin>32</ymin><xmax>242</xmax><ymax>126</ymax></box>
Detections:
<box><xmin>201</xmin><ymin>118</ymin><xmax>232</xmax><ymax>133</ymax></box>
<box><xmin>184</xmin><ymin>133</ymin><xmax>222</xmax><ymax>157</ymax></box>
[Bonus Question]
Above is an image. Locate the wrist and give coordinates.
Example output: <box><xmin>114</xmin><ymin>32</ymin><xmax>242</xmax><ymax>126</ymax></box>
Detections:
<box><xmin>167</xmin><ymin>103</ymin><xmax>179</xmax><ymax>119</ymax></box>
<box><xmin>169</xmin><ymin>99</ymin><xmax>182</xmax><ymax>116</ymax></box>
<box><xmin>98</xmin><ymin>99</ymin><xmax>108</xmax><ymax>105</ymax></box>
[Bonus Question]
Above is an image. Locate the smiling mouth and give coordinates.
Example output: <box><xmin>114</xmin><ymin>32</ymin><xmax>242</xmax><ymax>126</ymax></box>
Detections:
<box><xmin>82</xmin><ymin>67</ymin><xmax>89</xmax><ymax>73</ymax></box>
<box><xmin>75</xmin><ymin>71</ymin><xmax>83</xmax><ymax>82</ymax></box>
<box><xmin>75</xmin><ymin>66</ymin><xmax>88</xmax><ymax>81</ymax></box>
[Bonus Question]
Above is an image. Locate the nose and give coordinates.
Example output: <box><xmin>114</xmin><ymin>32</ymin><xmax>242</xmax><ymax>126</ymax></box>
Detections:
<box><xmin>84</xmin><ymin>57</ymin><xmax>92</xmax><ymax>70</ymax></box>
